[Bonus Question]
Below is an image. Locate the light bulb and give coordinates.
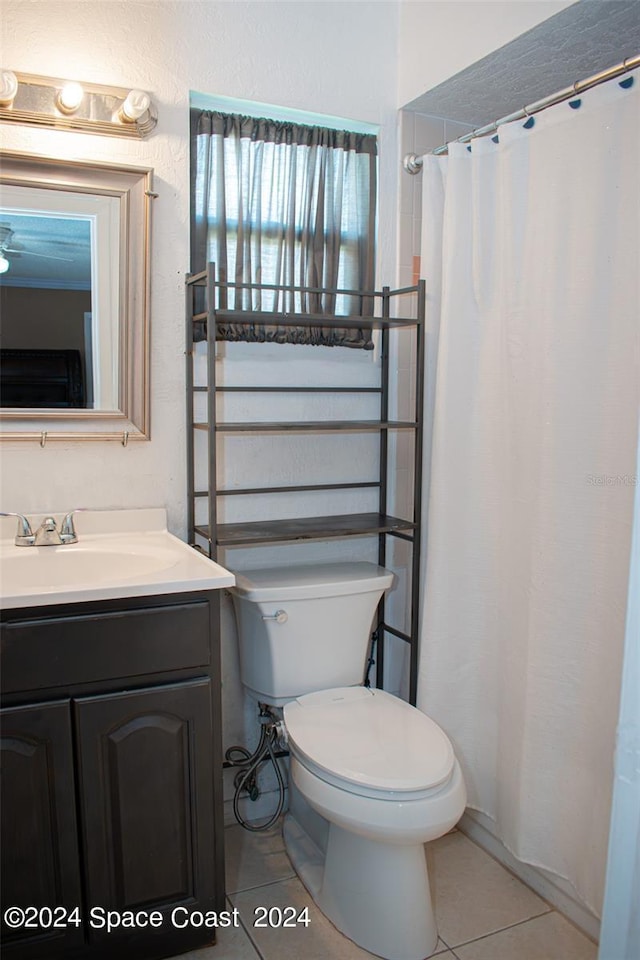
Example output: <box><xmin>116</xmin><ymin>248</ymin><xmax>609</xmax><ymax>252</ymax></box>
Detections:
<box><xmin>120</xmin><ymin>89</ymin><xmax>151</xmax><ymax>122</ymax></box>
<box><xmin>0</xmin><ymin>255</ymin><xmax>10</xmax><ymax>274</ymax></box>
<box><xmin>0</xmin><ymin>69</ymin><xmax>18</xmax><ymax>107</ymax></box>
<box><xmin>56</xmin><ymin>81</ymin><xmax>84</xmax><ymax>114</ymax></box>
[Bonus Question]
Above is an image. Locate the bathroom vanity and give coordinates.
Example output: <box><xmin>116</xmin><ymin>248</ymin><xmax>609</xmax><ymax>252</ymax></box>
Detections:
<box><xmin>0</xmin><ymin>510</ymin><xmax>234</xmax><ymax>960</ymax></box>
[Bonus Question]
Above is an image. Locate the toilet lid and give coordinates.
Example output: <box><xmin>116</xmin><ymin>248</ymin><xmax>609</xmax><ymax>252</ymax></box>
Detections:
<box><xmin>284</xmin><ymin>687</ymin><xmax>454</xmax><ymax>793</ymax></box>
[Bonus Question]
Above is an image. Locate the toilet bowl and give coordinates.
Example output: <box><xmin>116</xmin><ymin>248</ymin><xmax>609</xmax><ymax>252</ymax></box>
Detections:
<box><xmin>281</xmin><ymin>686</ymin><xmax>466</xmax><ymax>960</ymax></box>
<box><xmin>230</xmin><ymin>562</ymin><xmax>466</xmax><ymax>960</ymax></box>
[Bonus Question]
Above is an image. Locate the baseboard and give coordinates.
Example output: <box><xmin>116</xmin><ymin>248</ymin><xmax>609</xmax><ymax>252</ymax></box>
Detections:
<box><xmin>458</xmin><ymin>811</ymin><xmax>600</xmax><ymax>942</ymax></box>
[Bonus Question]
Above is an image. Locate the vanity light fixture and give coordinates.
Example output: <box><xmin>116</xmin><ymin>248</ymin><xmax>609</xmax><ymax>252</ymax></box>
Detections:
<box><xmin>55</xmin><ymin>81</ymin><xmax>84</xmax><ymax>115</ymax></box>
<box><xmin>119</xmin><ymin>89</ymin><xmax>151</xmax><ymax>123</ymax></box>
<box><xmin>0</xmin><ymin>69</ymin><xmax>18</xmax><ymax>107</ymax></box>
<box><xmin>0</xmin><ymin>71</ymin><xmax>157</xmax><ymax>138</ymax></box>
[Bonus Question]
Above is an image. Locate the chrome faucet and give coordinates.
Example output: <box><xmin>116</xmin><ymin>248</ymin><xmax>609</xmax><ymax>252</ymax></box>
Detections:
<box><xmin>0</xmin><ymin>512</ymin><xmax>36</xmax><ymax>546</ymax></box>
<box><xmin>59</xmin><ymin>509</ymin><xmax>84</xmax><ymax>544</ymax></box>
<box><xmin>1</xmin><ymin>509</ymin><xmax>84</xmax><ymax>547</ymax></box>
<box><xmin>34</xmin><ymin>517</ymin><xmax>63</xmax><ymax>546</ymax></box>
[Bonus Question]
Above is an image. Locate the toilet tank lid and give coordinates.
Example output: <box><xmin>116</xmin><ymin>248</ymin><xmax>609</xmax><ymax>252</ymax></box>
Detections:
<box><xmin>230</xmin><ymin>561</ymin><xmax>394</xmax><ymax>602</ymax></box>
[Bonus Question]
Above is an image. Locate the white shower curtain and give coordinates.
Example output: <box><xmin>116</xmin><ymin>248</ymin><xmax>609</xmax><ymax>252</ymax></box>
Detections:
<box><xmin>417</xmin><ymin>73</ymin><xmax>639</xmax><ymax>914</ymax></box>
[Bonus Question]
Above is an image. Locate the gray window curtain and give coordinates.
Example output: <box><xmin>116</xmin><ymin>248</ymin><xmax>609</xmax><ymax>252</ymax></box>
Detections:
<box><xmin>190</xmin><ymin>109</ymin><xmax>377</xmax><ymax>349</ymax></box>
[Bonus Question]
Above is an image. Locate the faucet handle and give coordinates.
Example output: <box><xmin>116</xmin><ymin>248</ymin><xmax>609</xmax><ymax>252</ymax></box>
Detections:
<box><xmin>1</xmin><ymin>512</ymin><xmax>35</xmax><ymax>546</ymax></box>
<box><xmin>60</xmin><ymin>508</ymin><xmax>87</xmax><ymax>544</ymax></box>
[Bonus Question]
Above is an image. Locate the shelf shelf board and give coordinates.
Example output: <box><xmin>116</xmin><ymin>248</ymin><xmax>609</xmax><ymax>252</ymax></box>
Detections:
<box><xmin>193</xmin><ymin>310</ymin><xmax>419</xmax><ymax>330</ymax></box>
<box><xmin>214</xmin><ymin>386</ymin><xmax>382</xmax><ymax>394</ymax></box>
<box><xmin>196</xmin><ymin>512</ymin><xmax>416</xmax><ymax>547</ymax></box>
<box><xmin>193</xmin><ymin>420</ymin><xmax>417</xmax><ymax>433</ymax></box>
<box><xmin>187</xmin><ymin>275</ymin><xmax>420</xmax><ymax>296</ymax></box>
<box><xmin>186</xmin><ymin>269</ymin><xmax>208</xmax><ymax>286</ymax></box>
<box><xmin>213</xmin><ymin>480</ymin><xmax>380</xmax><ymax>497</ymax></box>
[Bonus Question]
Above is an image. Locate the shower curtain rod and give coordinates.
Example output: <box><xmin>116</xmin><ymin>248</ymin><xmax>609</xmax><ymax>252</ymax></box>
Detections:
<box><xmin>403</xmin><ymin>53</ymin><xmax>640</xmax><ymax>172</ymax></box>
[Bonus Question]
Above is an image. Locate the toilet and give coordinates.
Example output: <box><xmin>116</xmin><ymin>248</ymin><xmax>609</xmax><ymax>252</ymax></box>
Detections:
<box><xmin>231</xmin><ymin>561</ymin><xmax>466</xmax><ymax>960</ymax></box>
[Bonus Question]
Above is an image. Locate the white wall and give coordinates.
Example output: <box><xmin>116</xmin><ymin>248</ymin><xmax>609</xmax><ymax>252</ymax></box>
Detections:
<box><xmin>398</xmin><ymin>0</ymin><xmax>575</xmax><ymax>107</ymax></box>
<box><xmin>0</xmin><ymin>0</ymin><xmax>399</xmax><ymax>531</ymax></box>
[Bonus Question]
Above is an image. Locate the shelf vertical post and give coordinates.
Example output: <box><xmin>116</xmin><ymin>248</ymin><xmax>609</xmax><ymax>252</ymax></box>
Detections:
<box><xmin>409</xmin><ymin>279</ymin><xmax>426</xmax><ymax>706</ymax></box>
<box><xmin>206</xmin><ymin>262</ymin><xmax>218</xmax><ymax>560</ymax></box>
<box><xmin>376</xmin><ymin>285</ymin><xmax>391</xmax><ymax>691</ymax></box>
<box><xmin>185</xmin><ymin>274</ymin><xmax>196</xmax><ymax>546</ymax></box>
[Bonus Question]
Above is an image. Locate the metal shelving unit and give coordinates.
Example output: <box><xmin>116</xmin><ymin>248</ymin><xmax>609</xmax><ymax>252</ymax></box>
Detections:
<box><xmin>186</xmin><ymin>263</ymin><xmax>425</xmax><ymax>704</ymax></box>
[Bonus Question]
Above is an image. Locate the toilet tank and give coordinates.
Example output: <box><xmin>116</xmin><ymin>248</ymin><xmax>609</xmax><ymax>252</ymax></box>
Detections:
<box><xmin>230</xmin><ymin>562</ymin><xmax>394</xmax><ymax>706</ymax></box>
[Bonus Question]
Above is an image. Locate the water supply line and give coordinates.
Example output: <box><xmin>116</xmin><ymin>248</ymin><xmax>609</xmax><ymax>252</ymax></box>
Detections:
<box><xmin>364</xmin><ymin>628</ymin><xmax>378</xmax><ymax>688</ymax></box>
<box><xmin>224</xmin><ymin>705</ymin><xmax>287</xmax><ymax>832</ymax></box>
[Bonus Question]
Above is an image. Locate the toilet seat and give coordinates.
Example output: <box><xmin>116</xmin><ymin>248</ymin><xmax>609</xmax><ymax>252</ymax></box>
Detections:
<box><xmin>284</xmin><ymin>687</ymin><xmax>455</xmax><ymax>800</ymax></box>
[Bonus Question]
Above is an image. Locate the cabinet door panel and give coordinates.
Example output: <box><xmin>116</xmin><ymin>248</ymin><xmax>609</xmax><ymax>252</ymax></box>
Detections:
<box><xmin>0</xmin><ymin>700</ymin><xmax>84</xmax><ymax>958</ymax></box>
<box><xmin>75</xmin><ymin>679</ymin><xmax>218</xmax><ymax>948</ymax></box>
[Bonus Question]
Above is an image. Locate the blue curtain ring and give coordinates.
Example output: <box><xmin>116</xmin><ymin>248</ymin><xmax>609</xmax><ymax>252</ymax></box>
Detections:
<box><xmin>523</xmin><ymin>116</ymin><xmax>535</xmax><ymax>129</ymax></box>
<box><xmin>569</xmin><ymin>99</ymin><xmax>582</xmax><ymax>109</ymax></box>
<box><xmin>619</xmin><ymin>76</ymin><xmax>634</xmax><ymax>89</ymax></box>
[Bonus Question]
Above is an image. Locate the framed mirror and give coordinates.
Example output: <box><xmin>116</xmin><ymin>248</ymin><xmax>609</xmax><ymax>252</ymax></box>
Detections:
<box><xmin>0</xmin><ymin>151</ymin><xmax>152</xmax><ymax>441</ymax></box>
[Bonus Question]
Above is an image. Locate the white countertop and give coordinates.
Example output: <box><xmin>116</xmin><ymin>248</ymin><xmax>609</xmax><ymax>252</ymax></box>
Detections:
<box><xmin>0</xmin><ymin>508</ymin><xmax>235</xmax><ymax>609</ymax></box>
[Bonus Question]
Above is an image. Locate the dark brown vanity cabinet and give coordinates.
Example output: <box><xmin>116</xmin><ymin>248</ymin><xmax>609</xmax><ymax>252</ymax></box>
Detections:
<box><xmin>0</xmin><ymin>591</ymin><xmax>224</xmax><ymax>960</ymax></box>
<box><xmin>1</xmin><ymin>700</ymin><xmax>85</xmax><ymax>958</ymax></box>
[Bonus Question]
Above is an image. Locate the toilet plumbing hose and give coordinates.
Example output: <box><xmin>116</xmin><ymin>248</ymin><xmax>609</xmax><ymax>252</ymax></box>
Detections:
<box><xmin>225</xmin><ymin>710</ymin><xmax>286</xmax><ymax>832</ymax></box>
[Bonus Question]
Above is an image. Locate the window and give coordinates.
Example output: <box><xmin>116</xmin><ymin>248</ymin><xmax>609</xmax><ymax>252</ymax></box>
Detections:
<box><xmin>191</xmin><ymin>110</ymin><xmax>377</xmax><ymax>348</ymax></box>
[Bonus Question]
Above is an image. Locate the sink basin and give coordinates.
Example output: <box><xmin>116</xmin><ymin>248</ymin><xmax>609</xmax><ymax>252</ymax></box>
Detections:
<box><xmin>0</xmin><ymin>509</ymin><xmax>235</xmax><ymax>609</ymax></box>
<box><xmin>1</xmin><ymin>541</ymin><xmax>180</xmax><ymax>591</ymax></box>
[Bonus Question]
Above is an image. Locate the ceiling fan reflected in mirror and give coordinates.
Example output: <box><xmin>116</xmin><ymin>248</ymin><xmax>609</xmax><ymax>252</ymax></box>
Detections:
<box><xmin>0</xmin><ymin>223</ymin><xmax>75</xmax><ymax>274</ymax></box>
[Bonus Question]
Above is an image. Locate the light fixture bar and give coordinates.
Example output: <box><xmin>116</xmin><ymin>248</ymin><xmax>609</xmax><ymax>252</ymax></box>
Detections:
<box><xmin>0</xmin><ymin>71</ymin><xmax>157</xmax><ymax>139</ymax></box>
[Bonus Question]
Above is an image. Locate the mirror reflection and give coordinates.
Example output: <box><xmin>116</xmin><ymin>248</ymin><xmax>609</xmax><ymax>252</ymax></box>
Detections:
<box><xmin>0</xmin><ymin>182</ymin><xmax>121</xmax><ymax>413</ymax></box>
<box><xmin>0</xmin><ymin>213</ymin><xmax>93</xmax><ymax>408</ymax></box>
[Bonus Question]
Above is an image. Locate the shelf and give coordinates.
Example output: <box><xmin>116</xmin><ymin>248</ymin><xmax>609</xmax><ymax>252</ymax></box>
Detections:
<box><xmin>192</xmin><ymin>310</ymin><xmax>420</xmax><ymax>331</ymax></box>
<box><xmin>186</xmin><ymin>266</ymin><xmax>426</xmax><ymax>705</ymax></box>
<box><xmin>215</xmin><ymin>386</ymin><xmax>382</xmax><ymax>394</ymax></box>
<box><xmin>193</xmin><ymin>386</ymin><xmax>382</xmax><ymax>394</ymax></box>
<box><xmin>193</xmin><ymin>420</ymin><xmax>417</xmax><ymax>433</ymax></box>
<box><xmin>195</xmin><ymin>512</ymin><xmax>416</xmax><ymax>547</ymax></box>
<box><xmin>219</xmin><ymin>310</ymin><xmax>420</xmax><ymax>329</ymax></box>
<box><xmin>212</xmin><ymin>480</ymin><xmax>381</xmax><ymax>497</ymax></box>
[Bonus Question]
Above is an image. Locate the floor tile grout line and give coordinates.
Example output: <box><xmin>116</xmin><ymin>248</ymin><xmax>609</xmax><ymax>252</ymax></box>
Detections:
<box><xmin>445</xmin><ymin>906</ymin><xmax>558</xmax><ymax>952</ymax></box>
<box><xmin>437</xmin><ymin>934</ymin><xmax>455</xmax><ymax>954</ymax></box>
<box><xmin>231</xmin><ymin>900</ymin><xmax>269</xmax><ymax>960</ymax></box>
<box><xmin>229</xmin><ymin>879</ymin><xmax>320</xmax><ymax>960</ymax></box>
<box><xmin>226</xmin><ymin>871</ymin><xmax>297</xmax><ymax>897</ymax></box>
<box><xmin>223</xmin><ymin>894</ymin><xmax>266</xmax><ymax>960</ymax></box>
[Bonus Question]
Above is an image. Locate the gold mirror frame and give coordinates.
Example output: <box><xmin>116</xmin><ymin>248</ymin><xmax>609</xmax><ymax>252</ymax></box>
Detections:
<box><xmin>0</xmin><ymin>151</ymin><xmax>152</xmax><ymax>442</ymax></box>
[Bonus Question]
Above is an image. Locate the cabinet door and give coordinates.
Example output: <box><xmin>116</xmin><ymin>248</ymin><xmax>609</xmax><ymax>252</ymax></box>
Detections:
<box><xmin>0</xmin><ymin>700</ymin><xmax>84</xmax><ymax>959</ymax></box>
<box><xmin>74</xmin><ymin>679</ymin><xmax>219</xmax><ymax>953</ymax></box>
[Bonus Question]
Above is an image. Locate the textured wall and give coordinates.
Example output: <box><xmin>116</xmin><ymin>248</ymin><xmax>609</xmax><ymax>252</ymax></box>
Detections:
<box><xmin>0</xmin><ymin>0</ymin><xmax>399</xmax><ymax>532</ymax></box>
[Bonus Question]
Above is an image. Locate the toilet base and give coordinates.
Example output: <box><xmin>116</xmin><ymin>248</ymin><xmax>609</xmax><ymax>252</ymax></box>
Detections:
<box><xmin>283</xmin><ymin>811</ymin><xmax>438</xmax><ymax>960</ymax></box>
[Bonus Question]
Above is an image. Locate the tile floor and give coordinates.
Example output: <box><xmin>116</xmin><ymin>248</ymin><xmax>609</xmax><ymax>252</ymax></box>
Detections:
<box><xmin>175</xmin><ymin>823</ymin><xmax>598</xmax><ymax>960</ymax></box>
